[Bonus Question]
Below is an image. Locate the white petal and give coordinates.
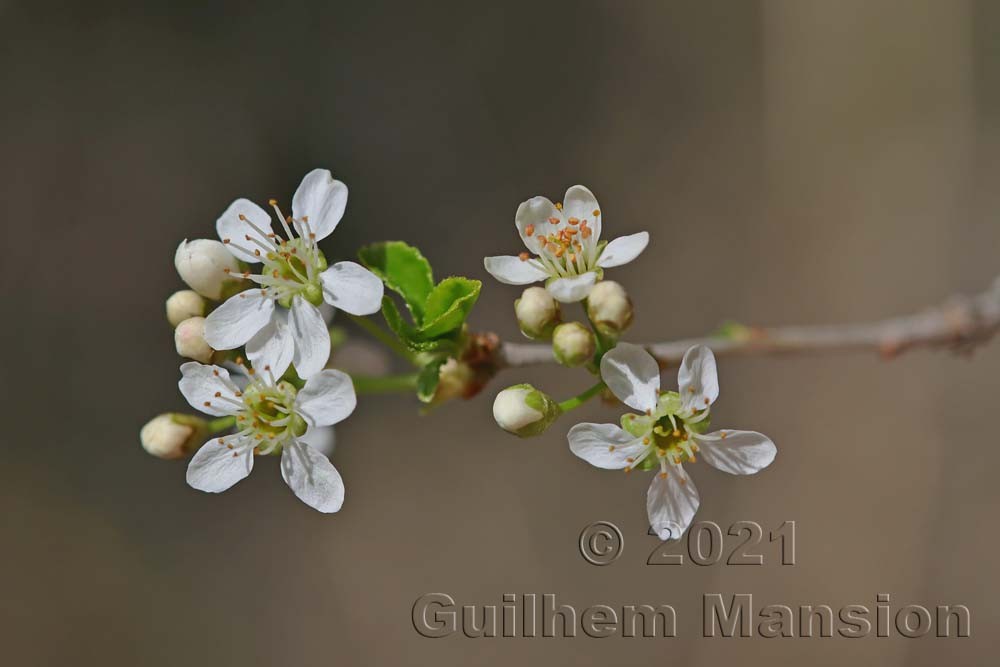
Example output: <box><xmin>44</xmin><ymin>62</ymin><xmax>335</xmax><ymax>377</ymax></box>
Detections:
<box><xmin>562</xmin><ymin>185</ymin><xmax>601</xmax><ymax>242</ymax></box>
<box><xmin>647</xmin><ymin>465</ymin><xmax>700</xmax><ymax>541</ymax></box>
<box><xmin>280</xmin><ymin>439</ymin><xmax>345</xmax><ymax>513</ymax></box>
<box><xmin>291</xmin><ymin>168</ymin><xmax>348</xmax><ymax>242</ymax></box>
<box><xmin>599</xmin><ymin>342</ymin><xmax>660</xmax><ymax>412</ymax></box>
<box><xmin>678</xmin><ymin>344</ymin><xmax>719</xmax><ymax>412</ymax></box>
<box><xmin>694</xmin><ymin>430</ymin><xmax>776</xmax><ymax>475</ymax></box>
<box><xmin>299</xmin><ymin>426</ymin><xmax>336</xmax><ymax>458</ymax></box>
<box><xmin>245</xmin><ymin>310</ymin><xmax>294</xmax><ymax>380</ymax></box>
<box><xmin>296</xmin><ymin>369</ymin><xmax>357</xmax><ymax>427</ymax></box>
<box><xmin>515</xmin><ymin>196</ymin><xmax>564</xmax><ymax>254</ymax></box>
<box><xmin>320</xmin><ymin>261</ymin><xmax>385</xmax><ymax>316</ymax></box>
<box><xmin>203</xmin><ymin>290</ymin><xmax>275</xmax><ymax>350</ymax></box>
<box><xmin>178</xmin><ymin>361</ymin><xmax>240</xmax><ymax>417</ymax></box>
<box><xmin>484</xmin><ymin>255</ymin><xmax>549</xmax><ymax>285</ymax></box>
<box><xmin>546</xmin><ymin>272</ymin><xmax>597</xmax><ymax>303</ymax></box>
<box><xmin>597</xmin><ymin>232</ymin><xmax>649</xmax><ymax>268</ymax></box>
<box><xmin>567</xmin><ymin>423</ymin><xmax>648</xmax><ymax>470</ymax></box>
<box><xmin>216</xmin><ymin>198</ymin><xmax>274</xmax><ymax>263</ymax></box>
<box><xmin>288</xmin><ymin>296</ymin><xmax>331</xmax><ymax>378</ymax></box>
<box><xmin>186</xmin><ymin>439</ymin><xmax>254</xmax><ymax>493</ymax></box>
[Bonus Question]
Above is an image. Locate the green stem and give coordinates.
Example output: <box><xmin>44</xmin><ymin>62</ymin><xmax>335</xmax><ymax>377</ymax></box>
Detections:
<box><xmin>558</xmin><ymin>381</ymin><xmax>605</xmax><ymax>413</ymax></box>
<box><xmin>582</xmin><ymin>297</ymin><xmax>615</xmax><ymax>357</ymax></box>
<box><xmin>348</xmin><ymin>314</ymin><xmax>416</xmax><ymax>365</ymax></box>
<box><xmin>352</xmin><ymin>372</ymin><xmax>420</xmax><ymax>394</ymax></box>
<box><xmin>207</xmin><ymin>416</ymin><xmax>236</xmax><ymax>434</ymax></box>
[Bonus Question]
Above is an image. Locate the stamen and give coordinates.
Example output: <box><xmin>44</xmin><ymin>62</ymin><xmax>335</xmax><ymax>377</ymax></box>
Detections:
<box><xmin>222</xmin><ymin>238</ymin><xmax>258</xmax><ymax>258</ymax></box>
<box><xmin>525</xmin><ymin>224</ymin><xmax>534</xmax><ymax>236</ymax></box>
<box><xmin>238</xmin><ymin>214</ymin><xmax>280</xmax><ymax>248</ymax></box>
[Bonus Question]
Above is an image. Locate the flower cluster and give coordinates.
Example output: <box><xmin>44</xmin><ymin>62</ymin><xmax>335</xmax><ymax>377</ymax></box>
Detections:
<box><xmin>142</xmin><ymin>169</ymin><xmax>384</xmax><ymax>512</ymax></box>
<box><xmin>141</xmin><ymin>176</ymin><xmax>777</xmax><ymax>534</ymax></box>
<box><xmin>487</xmin><ymin>186</ymin><xmax>776</xmax><ymax>538</ymax></box>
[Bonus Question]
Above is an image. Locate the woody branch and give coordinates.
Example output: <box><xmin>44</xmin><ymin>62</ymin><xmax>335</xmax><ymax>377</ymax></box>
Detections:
<box><xmin>496</xmin><ymin>276</ymin><xmax>1000</xmax><ymax>369</ymax></box>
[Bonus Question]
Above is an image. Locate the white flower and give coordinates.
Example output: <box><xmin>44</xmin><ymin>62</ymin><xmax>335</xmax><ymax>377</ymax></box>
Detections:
<box><xmin>567</xmin><ymin>343</ymin><xmax>776</xmax><ymax>540</ymax></box>
<box><xmin>484</xmin><ymin>185</ymin><xmax>649</xmax><ymax>303</ymax></box>
<box><xmin>203</xmin><ymin>169</ymin><xmax>384</xmax><ymax>379</ymax></box>
<box><xmin>178</xmin><ymin>360</ymin><xmax>357</xmax><ymax>512</ymax></box>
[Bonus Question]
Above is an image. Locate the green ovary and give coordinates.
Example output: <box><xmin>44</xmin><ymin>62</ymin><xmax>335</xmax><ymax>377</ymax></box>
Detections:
<box><xmin>621</xmin><ymin>391</ymin><xmax>710</xmax><ymax>471</ymax></box>
<box><xmin>237</xmin><ymin>381</ymin><xmax>306</xmax><ymax>448</ymax></box>
<box><xmin>264</xmin><ymin>238</ymin><xmax>327</xmax><ymax>307</ymax></box>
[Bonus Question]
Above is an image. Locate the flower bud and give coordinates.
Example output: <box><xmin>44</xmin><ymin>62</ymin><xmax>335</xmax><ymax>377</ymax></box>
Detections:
<box><xmin>551</xmin><ymin>322</ymin><xmax>596</xmax><ymax>367</ymax></box>
<box><xmin>492</xmin><ymin>384</ymin><xmax>561</xmax><ymax>437</ymax></box>
<box><xmin>174</xmin><ymin>316</ymin><xmax>215</xmax><ymax>363</ymax></box>
<box><xmin>174</xmin><ymin>239</ymin><xmax>242</xmax><ymax>300</ymax></box>
<box><xmin>165</xmin><ymin>290</ymin><xmax>206</xmax><ymax>327</ymax></box>
<box><xmin>434</xmin><ymin>358</ymin><xmax>476</xmax><ymax>402</ymax></box>
<box><xmin>140</xmin><ymin>413</ymin><xmax>208</xmax><ymax>459</ymax></box>
<box><xmin>514</xmin><ymin>286</ymin><xmax>561</xmax><ymax>339</ymax></box>
<box><xmin>586</xmin><ymin>280</ymin><xmax>633</xmax><ymax>338</ymax></box>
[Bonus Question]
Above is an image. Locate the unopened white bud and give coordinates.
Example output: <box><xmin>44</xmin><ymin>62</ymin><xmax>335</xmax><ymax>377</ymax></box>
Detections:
<box><xmin>140</xmin><ymin>413</ymin><xmax>207</xmax><ymax>459</ymax></box>
<box><xmin>435</xmin><ymin>358</ymin><xmax>475</xmax><ymax>402</ymax></box>
<box><xmin>165</xmin><ymin>290</ymin><xmax>206</xmax><ymax>327</ymax></box>
<box><xmin>174</xmin><ymin>316</ymin><xmax>215</xmax><ymax>363</ymax></box>
<box><xmin>492</xmin><ymin>384</ymin><xmax>561</xmax><ymax>437</ymax></box>
<box><xmin>514</xmin><ymin>286</ymin><xmax>561</xmax><ymax>339</ymax></box>
<box><xmin>586</xmin><ymin>280</ymin><xmax>633</xmax><ymax>338</ymax></box>
<box><xmin>552</xmin><ymin>322</ymin><xmax>596</xmax><ymax>367</ymax></box>
<box><xmin>174</xmin><ymin>239</ymin><xmax>242</xmax><ymax>300</ymax></box>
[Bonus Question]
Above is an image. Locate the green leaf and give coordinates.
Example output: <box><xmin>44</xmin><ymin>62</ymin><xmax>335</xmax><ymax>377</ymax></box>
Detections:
<box><xmin>418</xmin><ymin>277</ymin><xmax>481</xmax><ymax>339</ymax></box>
<box><xmin>416</xmin><ymin>358</ymin><xmax>446</xmax><ymax>403</ymax></box>
<box><xmin>359</xmin><ymin>241</ymin><xmax>434</xmax><ymax>322</ymax></box>
<box><xmin>379</xmin><ymin>296</ymin><xmax>417</xmax><ymax>341</ymax></box>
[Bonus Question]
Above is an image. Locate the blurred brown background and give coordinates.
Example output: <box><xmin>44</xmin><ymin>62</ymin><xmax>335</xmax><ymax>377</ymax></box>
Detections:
<box><xmin>1</xmin><ymin>0</ymin><xmax>998</xmax><ymax>664</ymax></box>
